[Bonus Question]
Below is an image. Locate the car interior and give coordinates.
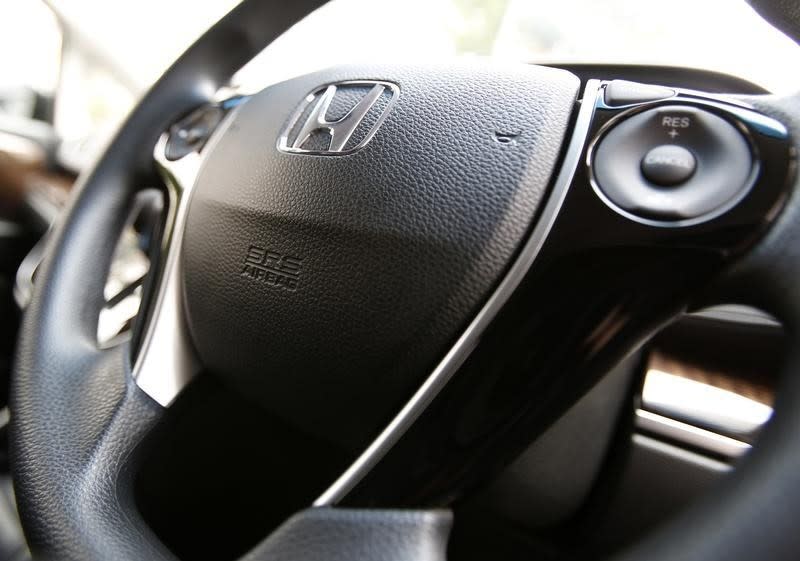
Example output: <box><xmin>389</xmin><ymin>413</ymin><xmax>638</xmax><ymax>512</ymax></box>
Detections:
<box><xmin>0</xmin><ymin>1</ymin><xmax>798</xmax><ymax>560</ymax></box>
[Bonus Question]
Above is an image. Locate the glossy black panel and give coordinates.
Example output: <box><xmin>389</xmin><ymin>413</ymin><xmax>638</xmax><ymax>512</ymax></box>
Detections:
<box><xmin>343</xmin><ymin>83</ymin><xmax>794</xmax><ymax>507</ymax></box>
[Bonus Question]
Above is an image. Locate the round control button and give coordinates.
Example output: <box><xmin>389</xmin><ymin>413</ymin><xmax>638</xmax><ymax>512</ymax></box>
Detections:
<box><xmin>640</xmin><ymin>144</ymin><xmax>696</xmax><ymax>186</ymax></box>
<box><xmin>591</xmin><ymin>105</ymin><xmax>753</xmax><ymax>223</ymax></box>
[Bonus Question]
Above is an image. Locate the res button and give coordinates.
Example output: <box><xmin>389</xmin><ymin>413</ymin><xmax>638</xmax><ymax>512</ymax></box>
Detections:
<box><xmin>641</xmin><ymin>144</ymin><xmax>697</xmax><ymax>186</ymax></box>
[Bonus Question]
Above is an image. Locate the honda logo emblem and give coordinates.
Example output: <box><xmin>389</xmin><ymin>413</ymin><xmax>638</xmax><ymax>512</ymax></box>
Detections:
<box><xmin>278</xmin><ymin>80</ymin><xmax>399</xmax><ymax>155</ymax></box>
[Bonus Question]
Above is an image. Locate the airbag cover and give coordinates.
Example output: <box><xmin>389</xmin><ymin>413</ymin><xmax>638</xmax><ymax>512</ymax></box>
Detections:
<box><xmin>182</xmin><ymin>63</ymin><xmax>579</xmax><ymax>449</ymax></box>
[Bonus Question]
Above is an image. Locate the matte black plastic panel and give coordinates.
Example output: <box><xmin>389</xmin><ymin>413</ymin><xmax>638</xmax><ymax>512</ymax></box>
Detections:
<box><xmin>589</xmin><ymin>435</ymin><xmax>731</xmax><ymax>552</ymax></box>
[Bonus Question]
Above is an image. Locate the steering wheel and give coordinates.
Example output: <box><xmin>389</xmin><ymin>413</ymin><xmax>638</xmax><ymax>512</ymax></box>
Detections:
<box><xmin>10</xmin><ymin>0</ymin><xmax>800</xmax><ymax>559</ymax></box>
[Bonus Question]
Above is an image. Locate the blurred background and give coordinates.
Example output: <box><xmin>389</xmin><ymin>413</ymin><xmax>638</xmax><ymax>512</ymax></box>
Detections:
<box><xmin>1</xmin><ymin>0</ymin><xmax>797</xmax><ymax>172</ymax></box>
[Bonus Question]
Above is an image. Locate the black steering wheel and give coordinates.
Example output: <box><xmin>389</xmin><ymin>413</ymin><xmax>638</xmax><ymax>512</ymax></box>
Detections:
<box><xmin>10</xmin><ymin>1</ymin><xmax>800</xmax><ymax>559</ymax></box>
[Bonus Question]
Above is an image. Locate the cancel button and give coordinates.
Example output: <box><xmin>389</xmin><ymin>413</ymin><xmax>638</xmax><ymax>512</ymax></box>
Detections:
<box><xmin>641</xmin><ymin>144</ymin><xmax>697</xmax><ymax>187</ymax></box>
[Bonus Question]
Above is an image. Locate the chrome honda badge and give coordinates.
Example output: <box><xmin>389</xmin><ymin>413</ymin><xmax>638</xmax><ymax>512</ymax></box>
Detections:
<box><xmin>278</xmin><ymin>80</ymin><xmax>399</xmax><ymax>155</ymax></box>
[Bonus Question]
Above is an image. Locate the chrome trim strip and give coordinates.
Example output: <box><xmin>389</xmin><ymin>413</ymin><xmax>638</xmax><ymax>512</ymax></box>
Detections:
<box><xmin>641</xmin><ymin>368</ymin><xmax>772</xmax><ymax>441</ymax></box>
<box><xmin>132</xmin><ymin>106</ymin><xmax>241</xmax><ymax>406</ymax></box>
<box><xmin>635</xmin><ymin>409</ymin><xmax>751</xmax><ymax>459</ymax></box>
<box><xmin>632</xmin><ymin>434</ymin><xmax>731</xmax><ymax>473</ymax></box>
<box><xmin>313</xmin><ymin>80</ymin><xmax>602</xmax><ymax>506</ymax></box>
<box><xmin>0</xmin><ymin>407</ymin><xmax>10</xmax><ymax>432</ymax></box>
<box><xmin>689</xmin><ymin>304</ymin><xmax>780</xmax><ymax>328</ymax></box>
<box><xmin>14</xmin><ymin>231</ymin><xmax>49</xmax><ymax>309</ymax></box>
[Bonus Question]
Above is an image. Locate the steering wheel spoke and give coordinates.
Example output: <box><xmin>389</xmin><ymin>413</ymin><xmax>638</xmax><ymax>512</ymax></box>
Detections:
<box><xmin>133</xmin><ymin>95</ymin><xmax>255</xmax><ymax>407</ymax></box>
<box><xmin>319</xmin><ymin>81</ymin><xmax>793</xmax><ymax>508</ymax></box>
<box><xmin>130</xmin><ymin>134</ymin><xmax>209</xmax><ymax>407</ymax></box>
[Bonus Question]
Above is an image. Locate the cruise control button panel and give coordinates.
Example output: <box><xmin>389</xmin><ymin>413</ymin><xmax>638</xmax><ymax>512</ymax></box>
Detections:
<box><xmin>592</xmin><ymin>105</ymin><xmax>753</xmax><ymax>223</ymax></box>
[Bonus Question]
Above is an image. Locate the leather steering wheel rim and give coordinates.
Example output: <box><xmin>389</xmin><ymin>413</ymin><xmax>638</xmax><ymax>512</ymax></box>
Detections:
<box><xmin>10</xmin><ymin>1</ymin><xmax>800</xmax><ymax>560</ymax></box>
